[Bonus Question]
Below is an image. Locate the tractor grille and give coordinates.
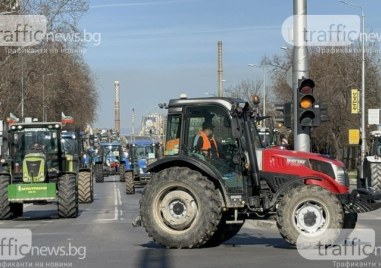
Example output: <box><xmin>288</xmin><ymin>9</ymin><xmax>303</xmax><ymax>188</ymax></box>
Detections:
<box><xmin>26</xmin><ymin>160</ymin><xmax>41</xmax><ymax>177</ymax></box>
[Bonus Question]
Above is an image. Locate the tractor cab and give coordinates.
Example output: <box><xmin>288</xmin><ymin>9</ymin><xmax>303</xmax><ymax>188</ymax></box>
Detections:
<box><xmin>9</xmin><ymin>122</ymin><xmax>63</xmax><ymax>182</ymax></box>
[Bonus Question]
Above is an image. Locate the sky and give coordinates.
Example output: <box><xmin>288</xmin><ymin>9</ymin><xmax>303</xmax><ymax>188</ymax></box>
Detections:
<box><xmin>79</xmin><ymin>0</ymin><xmax>381</xmax><ymax>134</ymax></box>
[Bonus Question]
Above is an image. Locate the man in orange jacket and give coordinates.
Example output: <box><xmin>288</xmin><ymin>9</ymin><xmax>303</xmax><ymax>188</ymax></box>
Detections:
<box><xmin>193</xmin><ymin>121</ymin><xmax>220</xmax><ymax>158</ymax></box>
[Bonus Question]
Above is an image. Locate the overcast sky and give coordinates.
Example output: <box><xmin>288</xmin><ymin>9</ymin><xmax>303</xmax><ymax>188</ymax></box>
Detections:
<box><xmin>79</xmin><ymin>0</ymin><xmax>381</xmax><ymax>133</ymax></box>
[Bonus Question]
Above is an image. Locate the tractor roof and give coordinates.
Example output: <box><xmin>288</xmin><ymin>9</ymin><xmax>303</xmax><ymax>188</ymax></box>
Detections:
<box><xmin>168</xmin><ymin>97</ymin><xmax>248</xmax><ymax>112</ymax></box>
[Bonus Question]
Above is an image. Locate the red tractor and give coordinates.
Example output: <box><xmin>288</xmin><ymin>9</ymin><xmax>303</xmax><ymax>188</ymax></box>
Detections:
<box><xmin>136</xmin><ymin>96</ymin><xmax>381</xmax><ymax>248</ymax></box>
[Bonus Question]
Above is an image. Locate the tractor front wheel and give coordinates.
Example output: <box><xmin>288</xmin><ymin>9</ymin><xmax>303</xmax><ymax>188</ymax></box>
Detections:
<box><xmin>140</xmin><ymin>167</ymin><xmax>222</xmax><ymax>248</ymax></box>
<box><xmin>277</xmin><ymin>184</ymin><xmax>344</xmax><ymax>246</ymax></box>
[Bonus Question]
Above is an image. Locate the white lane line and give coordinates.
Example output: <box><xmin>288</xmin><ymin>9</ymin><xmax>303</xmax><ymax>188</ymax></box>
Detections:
<box><xmin>96</xmin><ymin>180</ymin><xmax>119</xmax><ymax>221</ymax></box>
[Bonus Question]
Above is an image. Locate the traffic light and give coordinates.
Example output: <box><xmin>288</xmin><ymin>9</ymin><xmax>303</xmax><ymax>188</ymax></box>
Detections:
<box><xmin>275</xmin><ymin>102</ymin><xmax>292</xmax><ymax>128</ymax></box>
<box><xmin>297</xmin><ymin>78</ymin><xmax>321</xmax><ymax>127</ymax></box>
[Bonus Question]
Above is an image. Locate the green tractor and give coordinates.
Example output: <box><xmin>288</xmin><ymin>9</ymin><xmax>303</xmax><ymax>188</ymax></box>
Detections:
<box><xmin>0</xmin><ymin>121</ymin><xmax>78</xmax><ymax>219</ymax></box>
<box><xmin>61</xmin><ymin>130</ymin><xmax>94</xmax><ymax>203</ymax></box>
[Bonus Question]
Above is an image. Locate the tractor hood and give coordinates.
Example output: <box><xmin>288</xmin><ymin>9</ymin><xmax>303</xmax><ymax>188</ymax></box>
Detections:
<box><xmin>257</xmin><ymin>148</ymin><xmax>349</xmax><ymax>193</ymax></box>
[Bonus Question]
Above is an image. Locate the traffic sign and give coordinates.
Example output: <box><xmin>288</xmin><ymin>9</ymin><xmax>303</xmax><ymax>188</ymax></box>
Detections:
<box><xmin>348</xmin><ymin>129</ymin><xmax>360</xmax><ymax>145</ymax></box>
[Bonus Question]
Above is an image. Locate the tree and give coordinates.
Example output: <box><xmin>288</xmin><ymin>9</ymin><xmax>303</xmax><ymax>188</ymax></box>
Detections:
<box><xmin>0</xmin><ymin>0</ymin><xmax>97</xmax><ymax>127</ymax></box>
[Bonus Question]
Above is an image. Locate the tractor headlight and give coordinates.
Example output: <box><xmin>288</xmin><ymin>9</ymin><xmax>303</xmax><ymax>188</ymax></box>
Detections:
<box><xmin>332</xmin><ymin>165</ymin><xmax>349</xmax><ymax>187</ymax></box>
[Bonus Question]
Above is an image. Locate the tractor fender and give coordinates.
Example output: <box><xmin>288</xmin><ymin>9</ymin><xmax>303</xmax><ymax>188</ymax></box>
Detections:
<box><xmin>365</xmin><ymin>156</ymin><xmax>381</xmax><ymax>163</ymax></box>
<box><xmin>269</xmin><ymin>178</ymin><xmax>303</xmax><ymax>209</ymax></box>
<box><xmin>147</xmin><ymin>156</ymin><xmax>229</xmax><ymax>207</ymax></box>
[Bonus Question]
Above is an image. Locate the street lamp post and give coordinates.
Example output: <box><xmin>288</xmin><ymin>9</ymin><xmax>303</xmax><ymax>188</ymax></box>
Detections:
<box><xmin>248</xmin><ymin>64</ymin><xmax>267</xmax><ymax>117</ymax></box>
<box><xmin>339</xmin><ymin>1</ymin><xmax>366</xmax><ymax>179</ymax></box>
<box><xmin>42</xmin><ymin>73</ymin><xmax>53</xmax><ymax>122</ymax></box>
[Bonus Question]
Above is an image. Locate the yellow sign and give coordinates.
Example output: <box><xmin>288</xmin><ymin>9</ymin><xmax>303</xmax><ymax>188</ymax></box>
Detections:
<box><xmin>349</xmin><ymin>129</ymin><xmax>360</xmax><ymax>145</ymax></box>
<box><xmin>351</xmin><ymin>89</ymin><xmax>359</xmax><ymax>114</ymax></box>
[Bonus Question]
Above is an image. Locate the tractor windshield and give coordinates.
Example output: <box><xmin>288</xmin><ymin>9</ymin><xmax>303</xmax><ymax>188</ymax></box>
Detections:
<box><xmin>102</xmin><ymin>145</ymin><xmax>121</xmax><ymax>161</ymax></box>
<box><xmin>134</xmin><ymin>145</ymin><xmax>155</xmax><ymax>159</ymax></box>
<box><xmin>10</xmin><ymin>126</ymin><xmax>60</xmax><ymax>176</ymax></box>
<box><xmin>61</xmin><ymin>134</ymin><xmax>78</xmax><ymax>155</ymax></box>
<box><xmin>11</xmin><ymin>128</ymin><xmax>59</xmax><ymax>157</ymax></box>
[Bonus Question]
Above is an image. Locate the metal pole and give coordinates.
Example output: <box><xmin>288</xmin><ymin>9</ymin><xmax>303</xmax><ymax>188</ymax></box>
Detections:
<box><xmin>293</xmin><ymin>0</ymin><xmax>310</xmax><ymax>152</ymax></box>
<box><xmin>339</xmin><ymin>1</ymin><xmax>366</xmax><ymax>179</ymax></box>
<box><xmin>263</xmin><ymin>68</ymin><xmax>266</xmax><ymax>117</ymax></box>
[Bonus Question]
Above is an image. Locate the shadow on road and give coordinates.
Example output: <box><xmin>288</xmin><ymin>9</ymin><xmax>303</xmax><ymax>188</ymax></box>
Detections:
<box><xmin>137</xmin><ymin>246</ymin><xmax>171</xmax><ymax>268</ymax></box>
<box><xmin>223</xmin><ymin>232</ymin><xmax>293</xmax><ymax>249</ymax></box>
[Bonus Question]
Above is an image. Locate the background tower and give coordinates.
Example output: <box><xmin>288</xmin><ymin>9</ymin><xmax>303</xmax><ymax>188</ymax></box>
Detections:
<box><xmin>114</xmin><ymin>81</ymin><xmax>120</xmax><ymax>133</ymax></box>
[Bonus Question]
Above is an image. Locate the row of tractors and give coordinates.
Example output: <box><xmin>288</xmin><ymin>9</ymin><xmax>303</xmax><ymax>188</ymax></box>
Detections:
<box><xmin>0</xmin><ymin>117</ymin><xmax>161</xmax><ymax>220</ymax></box>
<box><xmin>92</xmin><ymin>136</ymin><xmax>161</xmax><ymax>194</ymax></box>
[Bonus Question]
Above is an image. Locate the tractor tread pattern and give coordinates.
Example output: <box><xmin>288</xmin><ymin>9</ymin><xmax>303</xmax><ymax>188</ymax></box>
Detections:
<box><xmin>78</xmin><ymin>171</ymin><xmax>93</xmax><ymax>203</ymax></box>
<box><xmin>369</xmin><ymin>163</ymin><xmax>381</xmax><ymax>192</ymax></box>
<box><xmin>125</xmin><ymin>171</ymin><xmax>135</xmax><ymax>194</ymax></box>
<box><xmin>0</xmin><ymin>176</ymin><xmax>12</xmax><ymax>220</ymax></box>
<box><xmin>58</xmin><ymin>174</ymin><xmax>78</xmax><ymax>218</ymax></box>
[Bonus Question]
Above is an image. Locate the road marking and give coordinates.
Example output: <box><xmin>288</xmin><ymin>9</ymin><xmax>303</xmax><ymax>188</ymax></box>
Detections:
<box><xmin>96</xmin><ymin>180</ymin><xmax>120</xmax><ymax>221</ymax></box>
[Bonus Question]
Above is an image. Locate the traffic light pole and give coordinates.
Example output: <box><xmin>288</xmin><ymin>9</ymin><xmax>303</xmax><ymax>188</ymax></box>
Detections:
<box><xmin>293</xmin><ymin>0</ymin><xmax>310</xmax><ymax>152</ymax></box>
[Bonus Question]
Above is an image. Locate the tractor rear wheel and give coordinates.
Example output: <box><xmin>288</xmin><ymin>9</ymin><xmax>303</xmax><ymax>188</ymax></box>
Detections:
<box><xmin>205</xmin><ymin>213</ymin><xmax>244</xmax><ymax>247</ymax></box>
<box><xmin>277</xmin><ymin>184</ymin><xmax>344</xmax><ymax>246</ymax></box>
<box><xmin>0</xmin><ymin>176</ymin><xmax>12</xmax><ymax>220</ymax></box>
<box><xmin>119</xmin><ymin>164</ymin><xmax>126</xmax><ymax>182</ymax></box>
<box><xmin>78</xmin><ymin>171</ymin><xmax>93</xmax><ymax>203</ymax></box>
<box><xmin>58</xmin><ymin>174</ymin><xmax>78</xmax><ymax>218</ymax></box>
<box><xmin>125</xmin><ymin>171</ymin><xmax>135</xmax><ymax>194</ymax></box>
<box><xmin>140</xmin><ymin>167</ymin><xmax>222</xmax><ymax>248</ymax></box>
<box><xmin>94</xmin><ymin>163</ymin><xmax>104</xmax><ymax>183</ymax></box>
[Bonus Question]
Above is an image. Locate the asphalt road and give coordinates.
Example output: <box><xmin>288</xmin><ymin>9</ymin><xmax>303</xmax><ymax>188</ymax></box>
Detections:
<box><xmin>1</xmin><ymin>176</ymin><xmax>381</xmax><ymax>268</ymax></box>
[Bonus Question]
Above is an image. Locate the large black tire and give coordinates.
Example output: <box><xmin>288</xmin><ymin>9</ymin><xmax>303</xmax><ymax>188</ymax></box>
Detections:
<box><xmin>58</xmin><ymin>174</ymin><xmax>78</xmax><ymax>218</ymax></box>
<box><xmin>10</xmin><ymin>203</ymin><xmax>23</xmax><ymax>218</ymax></box>
<box><xmin>94</xmin><ymin>163</ymin><xmax>104</xmax><ymax>183</ymax></box>
<box><xmin>119</xmin><ymin>164</ymin><xmax>126</xmax><ymax>182</ymax></box>
<box><xmin>204</xmin><ymin>213</ymin><xmax>244</xmax><ymax>247</ymax></box>
<box><xmin>140</xmin><ymin>167</ymin><xmax>222</xmax><ymax>248</ymax></box>
<box><xmin>78</xmin><ymin>171</ymin><xmax>93</xmax><ymax>203</ymax></box>
<box><xmin>0</xmin><ymin>176</ymin><xmax>12</xmax><ymax>220</ymax></box>
<box><xmin>125</xmin><ymin>171</ymin><xmax>135</xmax><ymax>194</ymax></box>
<box><xmin>368</xmin><ymin>163</ymin><xmax>381</xmax><ymax>192</ymax></box>
<box><xmin>277</xmin><ymin>185</ymin><xmax>344</xmax><ymax>246</ymax></box>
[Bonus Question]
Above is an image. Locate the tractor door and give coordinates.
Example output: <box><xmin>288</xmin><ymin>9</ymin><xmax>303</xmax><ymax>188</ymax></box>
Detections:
<box><xmin>183</xmin><ymin>105</ymin><xmax>244</xmax><ymax>193</ymax></box>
